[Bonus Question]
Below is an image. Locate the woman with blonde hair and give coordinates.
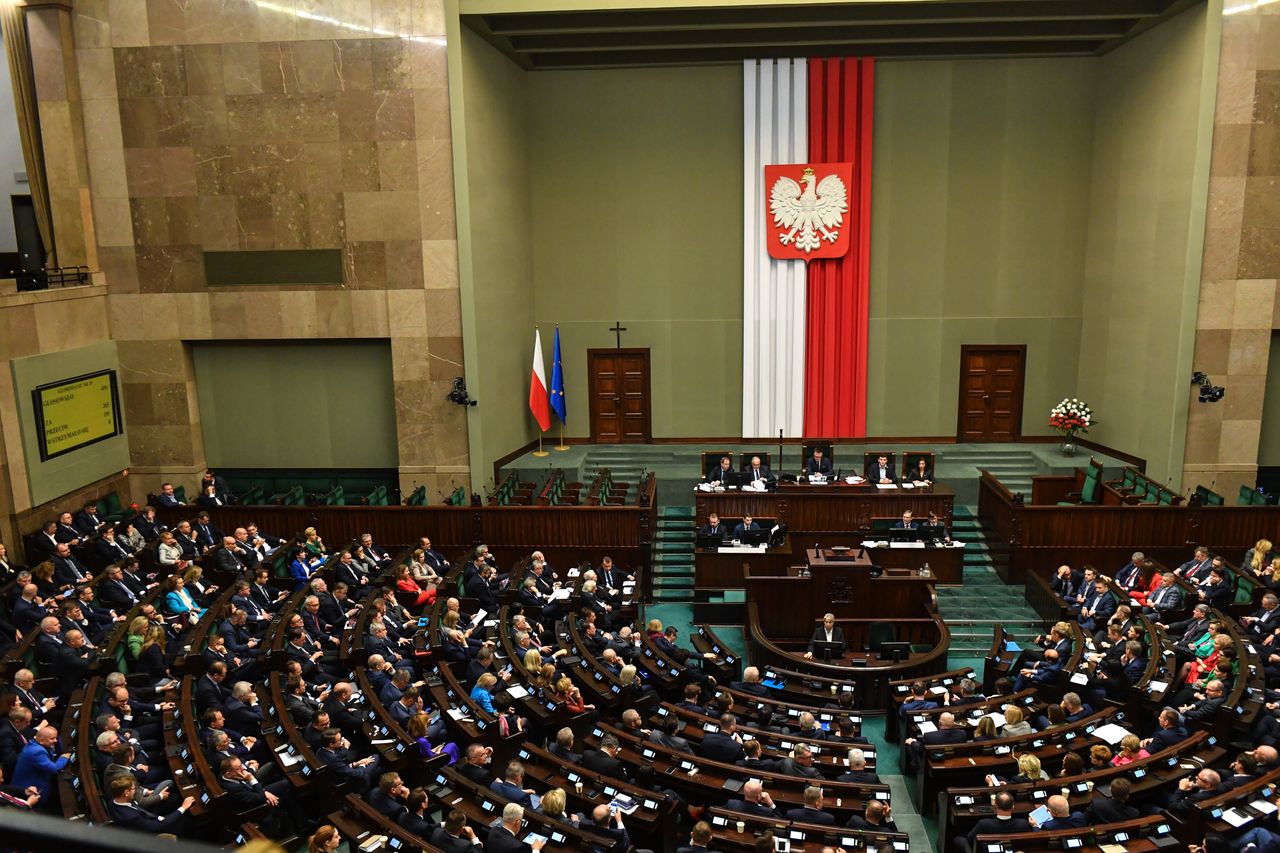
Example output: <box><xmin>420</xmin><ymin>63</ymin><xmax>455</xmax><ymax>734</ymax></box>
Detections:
<box><xmin>303</xmin><ymin>527</ymin><xmax>327</xmax><ymax>563</ymax></box>
<box><xmin>125</xmin><ymin>615</ymin><xmax>149</xmax><ymax>663</ymax></box>
<box><xmin>523</xmin><ymin>648</ymin><xmax>543</xmax><ymax>676</ymax></box>
<box><xmin>1111</xmin><ymin>734</ymin><xmax>1150</xmax><ymax>765</ymax></box>
<box><xmin>553</xmin><ymin>675</ymin><xmax>595</xmax><ymax>715</ymax></box>
<box><xmin>408</xmin><ymin>549</ymin><xmax>439</xmax><ymax>586</ymax></box>
<box><xmin>182</xmin><ymin>565</ymin><xmax>215</xmax><ymax>605</ymax></box>
<box><xmin>137</xmin><ymin>623</ymin><xmax>168</xmax><ymax>681</ymax></box>
<box><xmin>538</xmin><ymin>787</ymin><xmax>578</xmax><ymax>827</ymax></box>
<box><xmin>1248</xmin><ymin>539</ymin><xmax>1276</xmax><ymax>575</ymax></box>
<box><xmin>1000</xmin><ymin>705</ymin><xmax>1032</xmax><ymax>738</ymax></box>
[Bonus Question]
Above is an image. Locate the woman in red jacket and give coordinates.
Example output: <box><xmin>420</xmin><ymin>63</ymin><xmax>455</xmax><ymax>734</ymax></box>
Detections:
<box><xmin>393</xmin><ymin>562</ymin><xmax>435</xmax><ymax>609</ymax></box>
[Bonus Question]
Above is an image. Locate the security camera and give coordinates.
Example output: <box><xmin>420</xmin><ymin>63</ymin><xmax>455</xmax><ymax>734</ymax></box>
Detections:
<box><xmin>448</xmin><ymin>377</ymin><xmax>477</xmax><ymax>407</ymax></box>
<box><xmin>1191</xmin><ymin>371</ymin><xmax>1224</xmax><ymax>403</ymax></box>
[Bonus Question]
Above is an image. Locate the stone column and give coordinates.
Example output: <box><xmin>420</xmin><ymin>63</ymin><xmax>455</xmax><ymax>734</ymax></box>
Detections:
<box><xmin>1182</xmin><ymin>5</ymin><xmax>1280</xmax><ymax>499</ymax></box>
<box><xmin>26</xmin><ymin>4</ymin><xmax>95</xmax><ymax>270</ymax></box>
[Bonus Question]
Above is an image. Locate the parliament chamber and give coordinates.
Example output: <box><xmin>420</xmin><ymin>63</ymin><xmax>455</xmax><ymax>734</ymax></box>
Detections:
<box><xmin>1</xmin><ymin>0</ymin><xmax>1279</xmax><ymax>851</ymax></box>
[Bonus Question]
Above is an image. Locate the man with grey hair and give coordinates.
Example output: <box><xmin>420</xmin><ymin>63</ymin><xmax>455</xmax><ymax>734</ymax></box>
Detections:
<box><xmin>1114</xmin><ymin>551</ymin><xmax>1145</xmax><ymax>590</ymax></box>
<box><xmin>488</xmin><ymin>802</ymin><xmax>545</xmax><ymax>852</ymax></box>
<box><xmin>837</xmin><ymin>748</ymin><xmax>881</xmax><ymax>785</ymax></box>
<box><xmin>730</xmin><ymin>666</ymin><xmax>769</xmax><ymax>697</ymax></box>
<box><xmin>1242</xmin><ymin>592</ymin><xmax>1280</xmax><ymax>642</ymax></box>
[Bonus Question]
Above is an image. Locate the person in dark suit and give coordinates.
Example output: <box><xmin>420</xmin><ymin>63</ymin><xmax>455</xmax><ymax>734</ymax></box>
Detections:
<box><xmin>836</xmin><ymin>749</ymin><xmax>880</xmax><ymax>784</ymax></box>
<box><xmin>1177</xmin><ymin>547</ymin><xmax>1213</xmax><ymax>583</ymax></box>
<box><xmin>907</xmin><ymin>457</ymin><xmax>934</xmax><ymax>484</ymax></box>
<box><xmin>729</xmin><ymin>666</ymin><xmax>769</xmax><ymax>697</ymax></box>
<box><xmin>731</xmin><ymin>515</ymin><xmax>760</xmax><ymax>538</ymax></box>
<box><xmin>741</xmin><ymin>455</ymin><xmax>771</xmax><ymax>482</ymax></box>
<box><xmin>489</xmin><ymin>761</ymin><xmax>536</xmax><ymax>809</ymax></box>
<box><xmin>1078</xmin><ymin>580</ymin><xmax>1117</xmax><ymax>632</ymax></box>
<box><xmin>697</xmin><ymin>514</ymin><xmax>727</xmax><ymax>542</ymax></box>
<box><xmin>1169</xmin><ymin>768</ymin><xmax>1223</xmax><ymax>815</ymax></box>
<box><xmin>28</xmin><ymin>522</ymin><xmax>60</xmax><ymax>561</ymax></box>
<box><xmin>903</xmin><ymin>712</ymin><xmax>969</xmax><ymax>772</ymax></box>
<box><xmin>582</xmin><ymin>735</ymin><xmax>631</xmax><ymax>782</ymax></box>
<box><xmin>1142</xmin><ymin>707</ymin><xmax>1190</xmax><ymax>752</ymax></box>
<box><xmin>698</xmin><ymin>714</ymin><xmax>745</xmax><ymax>763</ymax></box>
<box><xmin>317</xmin><ymin>729</ymin><xmax>379</xmax><ymax>792</ymax></box>
<box><xmin>804</xmin><ymin>613</ymin><xmax>845</xmax><ymax>660</ymax></box>
<box><xmin>1034</xmin><ymin>795</ymin><xmax>1087</xmax><ymax>830</ymax></box>
<box><xmin>154</xmin><ymin>483</ymin><xmax>183</xmax><ymax>508</ymax></box>
<box><xmin>867</xmin><ymin>454</ymin><xmax>896</xmax><ymax>484</ymax></box>
<box><xmin>725</xmin><ymin>779</ymin><xmax>781</xmax><ymax>818</ymax></box>
<box><xmin>195</xmin><ymin>665</ymin><xmax>230</xmax><ymax>712</ymax></box>
<box><xmin>893</xmin><ymin>510</ymin><xmax>918</xmax><ymax>529</ymax></box>
<box><xmin>107</xmin><ymin>776</ymin><xmax>195</xmax><ymax>834</ymax></box>
<box><xmin>487</xmin><ymin>803</ymin><xmax>546</xmax><ymax>853</ymax></box>
<box><xmin>54</xmin><ymin>631</ymin><xmax>92</xmax><ymax>702</ymax></box>
<box><xmin>706</xmin><ymin>456</ymin><xmax>733</xmax><ymax>485</ymax></box>
<box><xmin>1181</xmin><ymin>680</ymin><xmax>1227</xmax><ymax>726</ymax></box>
<box><xmin>1199</xmin><ymin>568</ymin><xmax>1234</xmax><ymax>611</ymax></box>
<box><xmin>1114</xmin><ymin>553</ymin><xmax>1145</xmax><ymax>590</ymax></box>
<box><xmin>219</xmin><ymin>756</ymin><xmax>307</xmax><ymax>833</ymax></box>
<box><xmin>397</xmin><ymin>787</ymin><xmax>436</xmax><ymax>838</ymax></box>
<box><xmin>806</xmin><ymin>448</ymin><xmax>833</xmax><ymax>477</ymax></box>
<box><xmin>676</xmin><ymin>821</ymin><xmax>718</xmax><ymax>853</ymax></box>
<box><xmin>784</xmin><ymin>785</ymin><xmax>834</xmax><ymax>825</ymax></box>
<box><xmin>1241</xmin><ymin>594</ymin><xmax>1280</xmax><ymax>641</ymax></box>
<box><xmin>73</xmin><ymin>502</ymin><xmax>104</xmax><ymax>535</ymax></box>
<box><xmin>50</xmin><ymin>544</ymin><xmax>90</xmax><ymax>588</ymax></box>
<box><xmin>431</xmin><ymin>810</ymin><xmax>482</xmax><ymax>853</ymax></box>
<box><xmin>1049</xmin><ymin>564</ymin><xmax>1083</xmax><ymax>599</ymax></box>
<box><xmin>1086</xmin><ymin>778</ymin><xmax>1138</xmax><ymax>823</ymax></box>
<box><xmin>547</xmin><ymin>727</ymin><xmax>581</xmax><ymax>763</ymax></box>
<box><xmin>954</xmin><ymin>792</ymin><xmax>1031</xmax><ymax>853</ymax></box>
<box><xmin>456</xmin><ymin>744</ymin><xmax>494</xmax><ymax>786</ymax></box>
<box><xmin>94</xmin><ymin>527</ymin><xmax>134</xmax><ymax>564</ymax></box>
<box><xmin>846</xmin><ymin>800</ymin><xmax>897</xmax><ymax>832</ymax></box>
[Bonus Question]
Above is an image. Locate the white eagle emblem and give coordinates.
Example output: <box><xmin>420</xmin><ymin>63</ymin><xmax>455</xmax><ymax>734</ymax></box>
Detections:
<box><xmin>769</xmin><ymin>167</ymin><xmax>849</xmax><ymax>254</ymax></box>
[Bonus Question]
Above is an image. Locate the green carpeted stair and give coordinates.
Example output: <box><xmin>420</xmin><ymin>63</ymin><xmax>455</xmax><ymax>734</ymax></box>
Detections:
<box><xmin>936</xmin><ymin>506</ymin><xmax>1044</xmax><ymax>657</ymax></box>
<box><xmin>653</xmin><ymin>504</ymin><xmax>696</xmax><ymax>602</ymax></box>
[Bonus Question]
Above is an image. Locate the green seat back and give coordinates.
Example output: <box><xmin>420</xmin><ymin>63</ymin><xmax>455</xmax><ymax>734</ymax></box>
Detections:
<box><xmin>1159</xmin><ymin>490</ymin><xmax>1174</xmax><ymax>505</ymax></box>
<box><xmin>1121</xmin><ymin>469</ymin><xmax>1135</xmax><ymax>488</ymax></box>
<box><xmin>173</xmin><ymin>485</ymin><xmax>186</xmax><ymax>503</ymax></box>
<box><xmin>1143</xmin><ymin>487</ymin><xmax>1159</xmax><ymax>504</ymax></box>
<box><xmin>1239</xmin><ymin>485</ymin><xmax>1256</xmax><ymax>506</ymax></box>
<box><xmin>1081</xmin><ymin>470</ymin><xmax>1099</xmax><ymax>504</ymax></box>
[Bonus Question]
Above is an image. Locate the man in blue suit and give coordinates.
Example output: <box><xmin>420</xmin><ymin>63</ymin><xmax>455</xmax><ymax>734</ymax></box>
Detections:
<box><xmin>1078</xmin><ymin>580</ymin><xmax>1116</xmax><ymax>632</ymax></box>
<box><xmin>1113</xmin><ymin>552</ymin><xmax>1145</xmax><ymax>591</ymax></box>
<box><xmin>1141</xmin><ymin>708</ymin><xmax>1189</xmax><ymax>752</ymax></box>
<box><xmin>893</xmin><ymin>510</ymin><xmax>918</xmax><ymax>529</ymax></box>
<box><xmin>1014</xmin><ymin>648</ymin><xmax>1063</xmax><ymax>692</ymax></box>
<box><xmin>11</xmin><ymin>726</ymin><xmax>69</xmax><ymax>804</ymax></box>
<box><xmin>1033</xmin><ymin>795</ymin><xmax>1087</xmax><ymax>831</ymax></box>
<box><xmin>489</xmin><ymin>760</ymin><xmax>536</xmax><ymax>809</ymax></box>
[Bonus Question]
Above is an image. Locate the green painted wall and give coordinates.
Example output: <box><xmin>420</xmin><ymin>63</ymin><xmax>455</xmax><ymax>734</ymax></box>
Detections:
<box><xmin>866</xmin><ymin>58</ymin><xmax>1097</xmax><ymax>437</ymax></box>
<box><xmin>1262</xmin><ymin>333</ymin><xmax>1280</xmax><ymax>467</ymax></box>
<box><xmin>11</xmin><ymin>341</ymin><xmax>131</xmax><ymax>506</ymax></box>
<box><xmin>453</xmin><ymin>27</ymin><xmax>538</xmax><ymax>485</ymax></box>
<box><xmin>527</xmin><ymin>66</ymin><xmax>744</xmax><ymax>438</ymax></box>
<box><xmin>1076</xmin><ymin>5</ymin><xmax>1214</xmax><ymax>484</ymax></box>
<box><xmin>191</xmin><ymin>342</ymin><xmax>396</xmax><ymax>469</ymax></box>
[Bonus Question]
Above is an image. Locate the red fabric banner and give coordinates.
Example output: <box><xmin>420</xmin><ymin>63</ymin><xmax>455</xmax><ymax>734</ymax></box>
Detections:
<box><xmin>804</xmin><ymin>57</ymin><xmax>874</xmax><ymax>438</ymax></box>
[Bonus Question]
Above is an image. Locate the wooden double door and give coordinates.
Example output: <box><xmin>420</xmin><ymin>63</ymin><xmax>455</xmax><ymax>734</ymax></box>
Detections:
<box><xmin>588</xmin><ymin>348</ymin><xmax>652</xmax><ymax>443</ymax></box>
<box><xmin>957</xmin><ymin>345</ymin><xmax>1025</xmax><ymax>441</ymax></box>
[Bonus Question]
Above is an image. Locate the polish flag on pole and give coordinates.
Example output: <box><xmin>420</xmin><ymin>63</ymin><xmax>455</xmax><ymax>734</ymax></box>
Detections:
<box><xmin>529</xmin><ymin>329</ymin><xmax>551</xmax><ymax>432</ymax></box>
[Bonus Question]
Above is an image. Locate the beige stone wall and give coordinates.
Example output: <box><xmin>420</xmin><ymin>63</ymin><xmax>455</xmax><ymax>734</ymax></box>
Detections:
<box><xmin>0</xmin><ymin>283</ymin><xmax>127</xmax><ymax>558</ymax></box>
<box><xmin>1183</xmin><ymin>6</ymin><xmax>1280</xmax><ymax>499</ymax></box>
<box><xmin>66</xmin><ymin>0</ymin><xmax>466</xmax><ymax>503</ymax></box>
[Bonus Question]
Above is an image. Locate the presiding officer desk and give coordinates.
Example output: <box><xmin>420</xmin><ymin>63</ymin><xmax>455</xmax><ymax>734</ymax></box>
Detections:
<box><xmin>695</xmin><ymin>481</ymin><xmax>962</xmax><ymax>590</ymax></box>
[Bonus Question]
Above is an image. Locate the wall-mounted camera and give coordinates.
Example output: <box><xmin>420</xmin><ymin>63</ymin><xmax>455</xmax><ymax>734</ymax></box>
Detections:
<box><xmin>448</xmin><ymin>377</ymin><xmax>477</xmax><ymax>407</ymax></box>
<box><xmin>1191</xmin><ymin>371</ymin><xmax>1224</xmax><ymax>403</ymax></box>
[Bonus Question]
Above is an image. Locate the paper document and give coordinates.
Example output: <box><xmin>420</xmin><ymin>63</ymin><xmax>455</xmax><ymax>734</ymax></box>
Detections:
<box><xmin>506</xmin><ymin>684</ymin><xmax>529</xmax><ymax>699</ymax></box>
<box><xmin>551</xmin><ymin>588</ymin><xmax>572</xmax><ymax>600</ymax></box>
<box><xmin>916</xmin><ymin>721</ymin><xmax>938</xmax><ymax>734</ymax></box>
<box><xmin>1147</xmin><ymin>680</ymin><xmax>1169</xmax><ymax>694</ymax></box>
<box><xmin>1252</xmin><ymin>800</ymin><xmax>1279</xmax><ymax>815</ymax></box>
<box><xmin>471</xmin><ymin>609</ymin><xmax>487</xmax><ymax>626</ymax></box>
<box><xmin>279</xmin><ymin>751</ymin><xmax>303</xmax><ymax>767</ymax></box>
<box><xmin>875</xmin><ymin>483</ymin><xmax>898</xmax><ymax>490</ymax></box>
<box><xmin>901</xmin><ymin>483</ymin><xmax>914</xmax><ymax>490</ymax></box>
<box><xmin>1090</xmin><ymin>723</ymin><xmax>1132</xmax><ymax>745</ymax></box>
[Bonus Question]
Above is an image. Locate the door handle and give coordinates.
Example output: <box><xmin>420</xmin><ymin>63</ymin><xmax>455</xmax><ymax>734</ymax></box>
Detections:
<box><xmin>982</xmin><ymin>395</ymin><xmax>990</xmax><ymax>402</ymax></box>
<box><xmin>613</xmin><ymin>397</ymin><xmax>620</xmax><ymax>402</ymax></box>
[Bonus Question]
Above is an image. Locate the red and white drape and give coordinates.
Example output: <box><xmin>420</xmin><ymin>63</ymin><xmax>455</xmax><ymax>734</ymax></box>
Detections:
<box><xmin>742</xmin><ymin>57</ymin><xmax>874</xmax><ymax>440</ymax></box>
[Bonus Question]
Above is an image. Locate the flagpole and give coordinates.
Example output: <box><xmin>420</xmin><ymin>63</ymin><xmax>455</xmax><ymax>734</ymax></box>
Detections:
<box><xmin>555</xmin><ymin>423</ymin><xmax>569</xmax><ymax>451</ymax></box>
<box><xmin>533</xmin><ymin>432</ymin><xmax>548</xmax><ymax>457</ymax></box>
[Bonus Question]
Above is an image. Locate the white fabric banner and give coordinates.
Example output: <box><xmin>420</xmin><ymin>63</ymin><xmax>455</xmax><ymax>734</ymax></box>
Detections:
<box><xmin>742</xmin><ymin>58</ymin><xmax>807</xmax><ymax>440</ymax></box>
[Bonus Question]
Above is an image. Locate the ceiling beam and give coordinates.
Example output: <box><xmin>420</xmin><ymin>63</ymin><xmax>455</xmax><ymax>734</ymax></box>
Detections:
<box><xmin>483</xmin><ymin>0</ymin><xmax>1164</xmax><ymax>36</ymax></box>
<box><xmin>525</xmin><ymin>39</ymin><xmax>1103</xmax><ymax>69</ymax></box>
<box><xmin>509</xmin><ymin>19</ymin><xmax>1133</xmax><ymax>53</ymax></box>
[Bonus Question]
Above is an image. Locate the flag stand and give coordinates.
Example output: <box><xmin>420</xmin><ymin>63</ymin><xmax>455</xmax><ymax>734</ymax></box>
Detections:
<box><xmin>532</xmin><ymin>433</ymin><xmax>549</xmax><ymax>457</ymax></box>
<box><xmin>555</xmin><ymin>424</ymin><xmax>569</xmax><ymax>452</ymax></box>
